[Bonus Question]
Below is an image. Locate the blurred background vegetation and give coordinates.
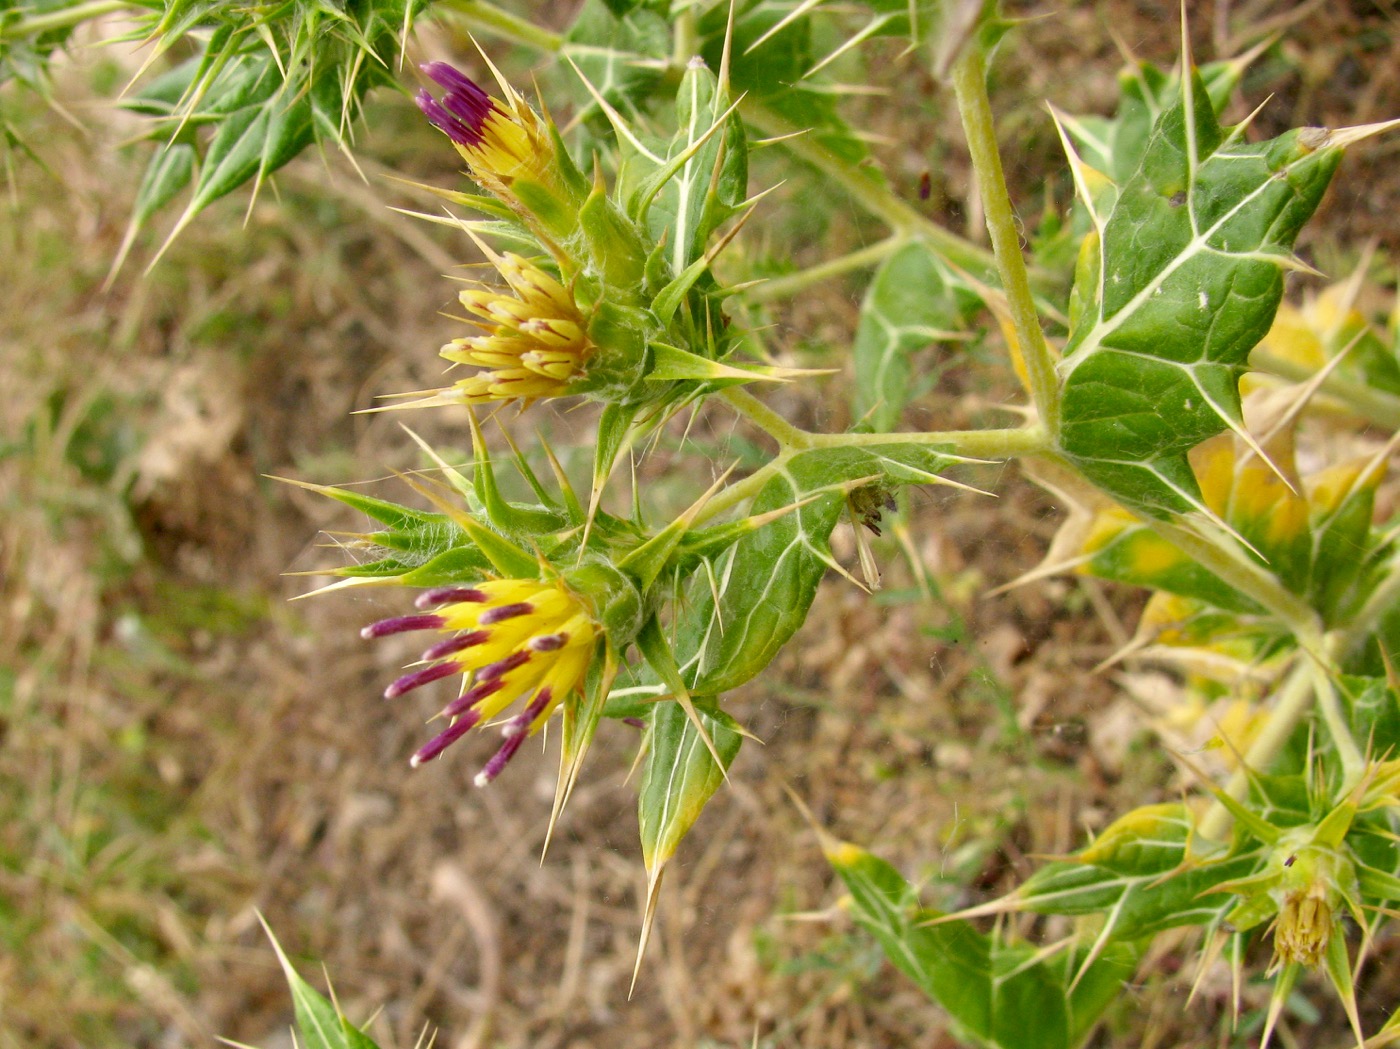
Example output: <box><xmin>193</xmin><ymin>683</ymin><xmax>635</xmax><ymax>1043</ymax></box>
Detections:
<box><xmin>3</xmin><ymin>2</ymin><xmax>1400</xmax><ymax>1046</ymax></box>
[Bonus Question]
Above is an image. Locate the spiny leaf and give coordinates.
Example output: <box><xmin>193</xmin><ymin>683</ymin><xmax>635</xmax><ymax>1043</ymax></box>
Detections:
<box><xmin>827</xmin><ymin>840</ymin><xmax>1136</xmax><ymax>1049</ymax></box>
<box><xmin>633</xmin><ymin>700</ymin><xmax>742</xmax><ymax>991</ymax></box>
<box><xmin>258</xmin><ymin>914</ymin><xmax>383</xmax><ymax>1049</ymax></box>
<box><xmin>1058</xmin><ymin>66</ymin><xmax>1349</xmax><ymax>518</ymax></box>
<box><xmin>679</xmin><ymin>444</ymin><xmax>959</xmax><ymax>695</ymax></box>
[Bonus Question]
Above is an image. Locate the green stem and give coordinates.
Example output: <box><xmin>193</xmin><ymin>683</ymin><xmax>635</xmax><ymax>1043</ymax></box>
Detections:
<box><xmin>437</xmin><ymin>0</ymin><xmax>562</xmax><ymax>51</ymax></box>
<box><xmin>738</xmin><ymin>98</ymin><xmax>998</xmax><ymax>280</ymax></box>
<box><xmin>1199</xmin><ymin>659</ymin><xmax>1315</xmax><ymax>843</ymax></box>
<box><xmin>804</xmin><ymin>425</ymin><xmax>1049</xmax><ymax>459</ymax></box>
<box><xmin>1343</xmin><ymin>555</ymin><xmax>1400</xmax><ymax>658</ymax></box>
<box><xmin>719</xmin><ymin>388</ymin><xmax>809</xmax><ymax>450</ymax></box>
<box><xmin>689</xmin><ymin>455</ymin><xmax>790</xmax><ymax>527</ymax></box>
<box><xmin>949</xmin><ymin>46</ymin><xmax>1060</xmax><ymax>434</ymax></box>
<box><xmin>1309</xmin><ymin>647</ymin><xmax>1365</xmax><ymax>786</ymax></box>
<box><xmin>742</xmin><ymin>234</ymin><xmax>907</xmax><ymax>304</ymax></box>
<box><xmin>671</xmin><ymin>1</ymin><xmax>699</xmax><ymax>66</ymax></box>
<box><xmin>1251</xmin><ymin>350</ymin><xmax>1400</xmax><ymax>431</ymax></box>
<box><xmin>1146</xmin><ymin>518</ymin><xmax>1322</xmax><ymax>639</ymax></box>
<box><xmin>4</xmin><ymin>0</ymin><xmax>131</xmax><ymax>38</ymax></box>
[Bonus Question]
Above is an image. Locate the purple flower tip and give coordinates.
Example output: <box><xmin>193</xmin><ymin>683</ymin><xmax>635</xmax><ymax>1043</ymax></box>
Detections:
<box><xmin>361</xmin><ymin>613</ymin><xmax>444</xmax><ymax>639</ymax></box>
<box><xmin>473</xmin><ymin>731</ymin><xmax>528</xmax><ymax>787</ymax></box>
<box><xmin>479</xmin><ymin>601</ymin><xmax>533</xmax><ymax>625</ymax></box>
<box><xmin>410</xmin><ymin>708</ymin><xmax>483</xmax><ymax>767</ymax></box>
<box><xmin>528</xmin><ymin>632</ymin><xmax>567</xmax><ymax>652</ymax></box>
<box><xmin>422</xmin><ymin>629</ymin><xmax>489</xmax><ymax>662</ymax></box>
<box><xmin>416</xmin><ymin>586</ymin><xmax>487</xmax><ymax>609</ymax></box>
<box><xmin>478</xmin><ymin>650</ymin><xmax>531</xmax><ymax>683</ymax></box>
<box><xmin>420</xmin><ymin>61</ymin><xmax>480</xmax><ymax>96</ymax></box>
<box><xmin>384</xmin><ymin>660</ymin><xmax>459</xmax><ymax>700</ymax></box>
<box><xmin>417</xmin><ymin>61</ymin><xmax>495</xmax><ymax>148</ymax></box>
<box><xmin>442</xmin><ymin>677</ymin><xmax>504</xmax><ymax>719</ymax></box>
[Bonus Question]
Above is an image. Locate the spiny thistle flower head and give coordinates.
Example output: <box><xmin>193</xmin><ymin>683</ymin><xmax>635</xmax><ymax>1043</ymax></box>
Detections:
<box><xmin>363</xmin><ymin>577</ymin><xmax>597</xmax><ymax>785</ymax></box>
<box><xmin>442</xmin><ymin>252</ymin><xmax>595</xmax><ymax>404</ymax></box>
<box><xmin>1219</xmin><ymin>820</ymin><xmax>1362</xmax><ymax>973</ymax></box>
<box><xmin>417</xmin><ymin>61</ymin><xmax>550</xmax><ymax>185</ymax></box>
<box><xmin>416</xmin><ymin>61</ymin><xmax>586</xmax><ymax>239</ymax></box>
<box><xmin>1272</xmin><ymin>845</ymin><xmax>1343</xmax><ymax>969</ymax></box>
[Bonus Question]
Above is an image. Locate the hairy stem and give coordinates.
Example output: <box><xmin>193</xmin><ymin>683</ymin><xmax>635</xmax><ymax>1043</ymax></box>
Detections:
<box><xmin>742</xmin><ymin>234</ymin><xmax>907</xmax><ymax>304</ymax></box>
<box><xmin>949</xmin><ymin>46</ymin><xmax>1060</xmax><ymax>434</ymax></box>
<box><xmin>438</xmin><ymin>0</ymin><xmax>563</xmax><ymax>51</ymax></box>
<box><xmin>4</xmin><ymin>0</ymin><xmax>131</xmax><ymax>38</ymax></box>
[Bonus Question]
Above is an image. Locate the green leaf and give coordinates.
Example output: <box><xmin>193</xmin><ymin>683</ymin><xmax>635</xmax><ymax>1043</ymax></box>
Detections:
<box><xmin>1341</xmin><ymin>676</ymin><xmax>1400</xmax><ymax>756</ymax></box>
<box><xmin>260</xmin><ymin>916</ymin><xmax>383</xmax><ymax>1049</ymax></box>
<box><xmin>828</xmin><ymin>842</ymin><xmax>1136</xmax><ymax>1049</ymax></box>
<box><xmin>699</xmin><ymin>1</ymin><xmax>873</xmax><ymax>169</ymax></box>
<box><xmin>681</xmin><ymin>444</ymin><xmax>955</xmax><ymax>694</ymax></box>
<box><xmin>638</xmin><ymin>700</ymin><xmax>742</xmax><ymax>876</ymax></box>
<box><xmin>562</xmin><ymin>0</ymin><xmax>669</xmax><ymax>110</ymax></box>
<box><xmin>132</xmin><ymin>143</ymin><xmax>196</xmax><ymax>225</ymax></box>
<box><xmin>184</xmin><ymin>89</ymin><xmax>313</xmax><ymax>219</ymax></box>
<box><xmin>639</xmin><ymin>56</ymin><xmax>746</xmax><ymax>276</ymax></box>
<box><xmin>1062</xmin><ymin>55</ymin><xmax>1257</xmax><ymax>185</ymax></box>
<box><xmin>1017</xmin><ymin>806</ymin><xmax>1263</xmax><ymax>941</ymax></box>
<box><xmin>853</xmin><ymin>241</ymin><xmax>977</xmax><ymax>431</ymax></box>
<box><xmin>1058</xmin><ymin>70</ymin><xmax>1344</xmax><ymax>517</ymax></box>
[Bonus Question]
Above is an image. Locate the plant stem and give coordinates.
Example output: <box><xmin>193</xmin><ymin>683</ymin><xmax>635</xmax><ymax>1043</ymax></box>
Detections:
<box><xmin>4</xmin><ymin>0</ymin><xmax>131</xmax><ymax>39</ymax></box>
<box><xmin>1309</xmin><ymin>647</ymin><xmax>1365</xmax><ymax>786</ymax></box>
<box><xmin>1342</xmin><ymin>554</ymin><xmax>1400</xmax><ymax>658</ymax></box>
<box><xmin>437</xmin><ymin>0</ymin><xmax>562</xmax><ymax>51</ymax></box>
<box><xmin>671</xmin><ymin>1</ymin><xmax>699</xmax><ymax>66</ymax></box>
<box><xmin>689</xmin><ymin>456</ymin><xmax>790</xmax><ymax>527</ymax></box>
<box><xmin>719</xmin><ymin>388</ymin><xmax>808</xmax><ymax>449</ymax></box>
<box><xmin>738</xmin><ymin>98</ymin><xmax>998</xmax><ymax>280</ymax></box>
<box><xmin>1199</xmin><ymin>659</ymin><xmax>1316</xmax><ymax>843</ymax></box>
<box><xmin>741</xmin><ymin>234</ymin><xmax>907</xmax><ymax>304</ymax></box>
<box><xmin>1251</xmin><ymin>350</ymin><xmax>1400</xmax><ymax>431</ymax></box>
<box><xmin>949</xmin><ymin>46</ymin><xmax>1060</xmax><ymax>434</ymax></box>
<box><xmin>804</xmin><ymin>425</ymin><xmax>1050</xmax><ymax>459</ymax></box>
<box><xmin>1146</xmin><ymin>518</ymin><xmax>1322</xmax><ymax>639</ymax></box>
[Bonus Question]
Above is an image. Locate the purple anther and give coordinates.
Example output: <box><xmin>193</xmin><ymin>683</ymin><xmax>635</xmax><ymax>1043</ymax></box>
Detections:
<box><xmin>384</xmin><ymin>661</ymin><xmax>459</xmax><ymax>699</ymax></box>
<box><xmin>477</xmin><ymin>650</ymin><xmax>531</xmax><ymax>683</ymax></box>
<box><xmin>622</xmin><ymin>717</ymin><xmax>646</xmax><ymax>729</ymax></box>
<box><xmin>361</xmin><ymin>613</ymin><xmax>444</xmax><ymax>639</ymax></box>
<box><xmin>422</xmin><ymin>629</ymin><xmax>489</xmax><ymax>661</ymax></box>
<box><xmin>415</xmin><ymin>586</ymin><xmax>487</xmax><ymax>609</ymax></box>
<box><xmin>474</xmin><ymin>731</ymin><xmax>528</xmax><ymax>787</ymax></box>
<box><xmin>479</xmin><ymin>601</ymin><xmax>533</xmax><ymax>625</ymax></box>
<box><xmin>416</xmin><ymin>91</ymin><xmax>480</xmax><ymax>148</ymax></box>
<box><xmin>410</xmin><ymin>708</ymin><xmax>483</xmax><ymax>767</ymax></box>
<box><xmin>442</xmin><ymin>677</ymin><xmax>504</xmax><ymax>718</ymax></box>
<box><xmin>528</xmin><ymin>632</ymin><xmax>567</xmax><ymax>652</ymax></box>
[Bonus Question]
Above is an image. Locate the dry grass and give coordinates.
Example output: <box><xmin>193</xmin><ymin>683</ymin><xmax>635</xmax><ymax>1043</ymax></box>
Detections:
<box><xmin>3</xmin><ymin>3</ymin><xmax>1400</xmax><ymax>1047</ymax></box>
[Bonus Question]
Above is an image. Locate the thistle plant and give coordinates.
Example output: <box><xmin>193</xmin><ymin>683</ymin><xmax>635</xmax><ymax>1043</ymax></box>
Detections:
<box><xmin>10</xmin><ymin>0</ymin><xmax>1400</xmax><ymax>1044</ymax></box>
